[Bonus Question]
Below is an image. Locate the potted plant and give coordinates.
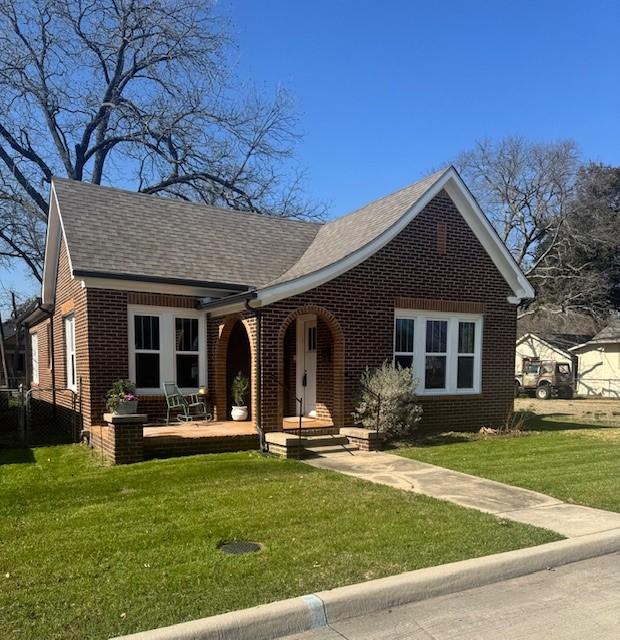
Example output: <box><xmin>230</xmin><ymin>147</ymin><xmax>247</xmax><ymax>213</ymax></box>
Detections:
<box><xmin>230</xmin><ymin>371</ymin><xmax>249</xmax><ymax>421</ymax></box>
<box><xmin>105</xmin><ymin>379</ymin><xmax>138</xmax><ymax>415</ymax></box>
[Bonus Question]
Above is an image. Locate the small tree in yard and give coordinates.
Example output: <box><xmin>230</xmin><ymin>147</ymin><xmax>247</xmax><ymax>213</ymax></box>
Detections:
<box><xmin>353</xmin><ymin>362</ymin><xmax>423</xmax><ymax>439</ymax></box>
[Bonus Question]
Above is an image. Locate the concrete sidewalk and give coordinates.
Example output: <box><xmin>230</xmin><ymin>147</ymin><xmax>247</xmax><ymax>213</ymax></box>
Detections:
<box><xmin>282</xmin><ymin>552</ymin><xmax>620</xmax><ymax>640</ymax></box>
<box><xmin>304</xmin><ymin>450</ymin><xmax>620</xmax><ymax>537</ymax></box>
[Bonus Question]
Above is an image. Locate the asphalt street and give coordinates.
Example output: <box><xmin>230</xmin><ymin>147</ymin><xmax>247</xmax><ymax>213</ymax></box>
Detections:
<box><xmin>283</xmin><ymin>553</ymin><xmax>620</xmax><ymax>640</ymax></box>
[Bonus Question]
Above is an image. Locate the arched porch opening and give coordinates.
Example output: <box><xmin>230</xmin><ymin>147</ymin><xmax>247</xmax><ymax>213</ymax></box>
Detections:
<box><xmin>277</xmin><ymin>305</ymin><xmax>345</xmax><ymax>429</ymax></box>
<box><xmin>214</xmin><ymin>315</ymin><xmax>256</xmax><ymax>424</ymax></box>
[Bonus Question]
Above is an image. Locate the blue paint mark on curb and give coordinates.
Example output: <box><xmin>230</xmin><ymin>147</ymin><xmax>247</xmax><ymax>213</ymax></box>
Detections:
<box><xmin>303</xmin><ymin>594</ymin><xmax>327</xmax><ymax>628</ymax></box>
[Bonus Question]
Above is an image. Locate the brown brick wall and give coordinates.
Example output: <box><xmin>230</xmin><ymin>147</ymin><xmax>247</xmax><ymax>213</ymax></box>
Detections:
<box><xmin>85</xmin><ymin>290</ymin><xmax>202</xmax><ymax>425</ymax></box>
<box><xmin>256</xmin><ymin>189</ymin><xmax>516</xmax><ymax>432</ymax></box>
<box><xmin>29</xmin><ymin>241</ymin><xmax>88</xmax><ymax>433</ymax></box>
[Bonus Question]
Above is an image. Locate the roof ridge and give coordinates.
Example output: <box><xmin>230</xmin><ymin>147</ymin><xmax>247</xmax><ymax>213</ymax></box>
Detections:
<box><xmin>51</xmin><ymin>176</ymin><xmax>323</xmax><ymax>229</ymax></box>
<box><xmin>324</xmin><ymin>166</ymin><xmax>450</xmax><ymax>225</ymax></box>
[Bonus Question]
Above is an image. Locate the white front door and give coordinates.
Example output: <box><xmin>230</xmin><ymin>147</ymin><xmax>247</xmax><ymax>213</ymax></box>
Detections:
<box><xmin>296</xmin><ymin>315</ymin><xmax>317</xmax><ymax>417</ymax></box>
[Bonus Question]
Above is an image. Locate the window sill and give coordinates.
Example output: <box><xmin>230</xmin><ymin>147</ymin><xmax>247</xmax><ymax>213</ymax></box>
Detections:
<box><xmin>417</xmin><ymin>392</ymin><xmax>483</xmax><ymax>400</ymax></box>
<box><xmin>136</xmin><ymin>388</ymin><xmax>200</xmax><ymax>397</ymax></box>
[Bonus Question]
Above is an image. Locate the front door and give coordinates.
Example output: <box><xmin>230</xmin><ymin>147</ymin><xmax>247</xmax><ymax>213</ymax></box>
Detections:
<box><xmin>296</xmin><ymin>315</ymin><xmax>317</xmax><ymax>417</ymax></box>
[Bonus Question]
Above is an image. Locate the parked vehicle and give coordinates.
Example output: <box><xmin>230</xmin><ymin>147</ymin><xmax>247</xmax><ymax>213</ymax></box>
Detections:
<box><xmin>515</xmin><ymin>359</ymin><xmax>574</xmax><ymax>399</ymax></box>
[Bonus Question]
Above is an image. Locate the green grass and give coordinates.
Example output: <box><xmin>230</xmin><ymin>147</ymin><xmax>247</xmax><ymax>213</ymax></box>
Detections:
<box><xmin>396</xmin><ymin>416</ymin><xmax>620</xmax><ymax>513</ymax></box>
<box><xmin>0</xmin><ymin>445</ymin><xmax>558</xmax><ymax>640</ymax></box>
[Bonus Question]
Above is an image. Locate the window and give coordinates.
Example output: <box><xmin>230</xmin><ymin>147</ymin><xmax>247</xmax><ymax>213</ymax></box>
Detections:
<box><xmin>128</xmin><ymin>307</ymin><xmax>205</xmax><ymax>393</ymax></box>
<box><xmin>425</xmin><ymin>320</ymin><xmax>448</xmax><ymax>389</ymax></box>
<box><xmin>394</xmin><ymin>318</ymin><xmax>415</xmax><ymax>368</ymax></box>
<box><xmin>457</xmin><ymin>321</ymin><xmax>476</xmax><ymax>389</ymax></box>
<box><xmin>64</xmin><ymin>315</ymin><xmax>76</xmax><ymax>391</ymax></box>
<box><xmin>134</xmin><ymin>315</ymin><xmax>160</xmax><ymax>389</ymax></box>
<box><xmin>175</xmin><ymin>318</ymin><xmax>199</xmax><ymax>388</ymax></box>
<box><xmin>394</xmin><ymin>311</ymin><xmax>482</xmax><ymax>395</ymax></box>
<box><xmin>46</xmin><ymin>324</ymin><xmax>52</xmax><ymax>369</ymax></box>
<box><xmin>31</xmin><ymin>332</ymin><xmax>39</xmax><ymax>384</ymax></box>
<box><xmin>307</xmin><ymin>325</ymin><xmax>317</xmax><ymax>352</ymax></box>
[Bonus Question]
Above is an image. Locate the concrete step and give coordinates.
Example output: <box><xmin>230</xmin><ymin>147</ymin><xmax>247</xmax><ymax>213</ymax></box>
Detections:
<box><xmin>302</xmin><ymin>434</ymin><xmax>349</xmax><ymax>448</ymax></box>
<box><xmin>304</xmin><ymin>444</ymin><xmax>359</xmax><ymax>456</ymax></box>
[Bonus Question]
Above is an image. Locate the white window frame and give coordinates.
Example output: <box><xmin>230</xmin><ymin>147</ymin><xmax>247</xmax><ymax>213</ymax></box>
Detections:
<box><xmin>31</xmin><ymin>332</ymin><xmax>39</xmax><ymax>384</ymax></box>
<box><xmin>424</xmin><ymin>319</ymin><xmax>449</xmax><ymax>391</ymax></box>
<box><xmin>64</xmin><ymin>314</ymin><xmax>77</xmax><ymax>392</ymax></box>
<box><xmin>128</xmin><ymin>305</ymin><xmax>206</xmax><ymax>395</ymax></box>
<box><xmin>394</xmin><ymin>310</ymin><xmax>483</xmax><ymax>395</ymax></box>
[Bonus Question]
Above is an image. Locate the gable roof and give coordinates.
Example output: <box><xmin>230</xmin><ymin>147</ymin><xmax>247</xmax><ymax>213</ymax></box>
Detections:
<box><xmin>516</xmin><ymin>332</ymin><xmax>592</xmax><ymax>360</ymax></box>
<box><xmin>51</xmin><ymin>177</ymin><xmax>321</xmax><ymax>289</ymax></box>
<box><xmin>267</xmin><ymin>168</ymin><xmax>448</xmax><ymax>286</ymax></box>
<box><xmin>570</xmin><ymin>319</ymin><xmax>620</xmax><ymax>350</ymax></box>
<box><xmin>538</xmin><ymin>333</ymin><xmax>594</xmax><ymax>351</ymax></box>
<box><xmin>41</xmin><ymin>166</ymin><xmax>535</xmax><ymax>310</ymax></box>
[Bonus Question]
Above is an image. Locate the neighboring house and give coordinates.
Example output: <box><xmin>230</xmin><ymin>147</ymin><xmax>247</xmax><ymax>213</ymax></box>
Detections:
<box><xmin>569</xmin><ymin>320</ymin><xmax>620</xmax><ymax>398</ymax></box>
<box><xmin>1</xmin><ymin>318</ymin><xmax>27</xmax><ymax>387</ymax></box>
<box><xmin>23</xmin><ymin>166</ymin><xmax>533</xmax><ymax>438</ymax></box>
<box><xmin>515</xmin><ymin>333</ymin><xmax>592</xmax><ymax>378</ymax></box>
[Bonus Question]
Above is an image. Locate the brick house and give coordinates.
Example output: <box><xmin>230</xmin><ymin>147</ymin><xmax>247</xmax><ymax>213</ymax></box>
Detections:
<box><xmin>24</xmin><ymin>166</ymin><xmax>533</xmax><ymax>442</ymax></box>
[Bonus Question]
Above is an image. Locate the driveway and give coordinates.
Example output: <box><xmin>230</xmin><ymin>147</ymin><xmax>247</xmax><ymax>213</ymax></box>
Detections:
<box><xmin>282</xmin><ymin>552</ymin><xmax>620</xmax><ymax>640</ymax></box>
<box><xmin>305</xmin><ymin>450</ymin><xmax>620</xmax><ymax>537</ymax></box>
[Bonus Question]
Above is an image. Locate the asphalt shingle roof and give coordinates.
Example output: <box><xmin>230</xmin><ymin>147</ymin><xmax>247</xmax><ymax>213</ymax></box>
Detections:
<box><xmin>538</xmin><ymin>333</ymin><xmax>595</xmax><ymax>352</ymax></box>
<box><xmin>267</xmin><ymin>168</ymin><xmax>449</xmax><ymax>286</ymax></box>
<box><xmin>588</xmin><ymin>320</ymin><xmax>620</xmax><ymax>344</ymax></box>
<box><xmin>53</xmin><ymin>168</ymin><xmax>450</xmax><ymax>291</ymax></box>
<box><xmin>53</xmin><ymin>178</ymin><xmax>321</xmax><ymax>288</ymax></box>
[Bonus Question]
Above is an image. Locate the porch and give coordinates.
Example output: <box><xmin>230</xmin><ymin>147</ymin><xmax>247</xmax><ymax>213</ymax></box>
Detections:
<box><xmin>212</xmin><ymin>305</ymin><xmax>346</xmax><ymax>432</ymax></box>
<box><xmin>141</xmin><ymin>417</ymin><xmax>336</xmax><ymax>459</ymax></box>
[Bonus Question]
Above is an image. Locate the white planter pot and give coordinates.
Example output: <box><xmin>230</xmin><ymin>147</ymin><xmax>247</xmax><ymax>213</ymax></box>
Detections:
<box><xmin>114</xmin><ymin>400</ymin><xmax>138</xmax><ymax>415</ymax></box>
<box><xmin>231</xmin><ymin>406</ymin><xmax>248</xmax><ymax>421</ymax></box>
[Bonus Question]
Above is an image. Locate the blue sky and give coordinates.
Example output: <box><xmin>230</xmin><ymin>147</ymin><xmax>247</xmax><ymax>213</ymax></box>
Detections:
<box><xmin>2</xmin><ymin>0</ymin><xmax>619</xmax><ymax>310</ymax></box>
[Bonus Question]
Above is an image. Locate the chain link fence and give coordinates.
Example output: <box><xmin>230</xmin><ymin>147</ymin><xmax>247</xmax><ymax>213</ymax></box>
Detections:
<box><xmin>0</xmin><ymin>385</ymin><xmax>82</xmax><ymax>447</ymax></box>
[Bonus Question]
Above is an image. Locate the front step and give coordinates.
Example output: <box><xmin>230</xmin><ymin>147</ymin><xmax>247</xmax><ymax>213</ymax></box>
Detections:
<box><xmin>265</xmin><ymin>428</ymin><xmax>384</xmax><ymax>459</ymax></box>
<box><xmin>303</xmin><ymin>434</ymin><xmax>350</xmax><ymax>448</ymax></box>
<box><xmin>282</xmin><ymin>426</ymin><xmax>340</xmax><ymax>436</ymax></box>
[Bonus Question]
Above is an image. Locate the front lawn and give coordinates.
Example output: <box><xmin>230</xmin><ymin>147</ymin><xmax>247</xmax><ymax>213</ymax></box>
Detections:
<box><xmin>396</xmin><ymin>403</ymin><xmax>620</xmax><ymax>513</ymax></box>
<box><xmin>0</xmin><ymin>445</ymin><xmax>558</xmax><ymax>640</ymax></box>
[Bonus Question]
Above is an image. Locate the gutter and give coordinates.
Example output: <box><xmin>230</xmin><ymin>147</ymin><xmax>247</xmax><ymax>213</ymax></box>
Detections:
<box><xmin>72</xmin><ymin>269</ymin><xmax>250</xmax><ymax>292</ymax></box>
<box><xmin>19</xmin><ymin>298</ymin><xmax>54</xmax><ymax>328</ymax></box>
<box><xmin>199</xmin><ymin>289</ymin><xmax>258</xmax><ymax>311</ymax></box>
<box><xmin>244</xmin><ymin>297</ymin><xmax>266</xmax><ymax>453</ymax></box>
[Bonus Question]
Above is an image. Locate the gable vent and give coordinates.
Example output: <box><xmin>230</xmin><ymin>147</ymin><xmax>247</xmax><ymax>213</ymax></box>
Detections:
<box><xmin>437</xmin><ymin>222</ymin><xmax>447</xmax><ymax>255</ymax></box>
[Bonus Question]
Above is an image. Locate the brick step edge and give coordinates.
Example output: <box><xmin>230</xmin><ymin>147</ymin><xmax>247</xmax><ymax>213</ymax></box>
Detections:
<box><xmin>111</xmin><ymin>528</ymin><xmax>620</xmax><ymax>640</ymax></box>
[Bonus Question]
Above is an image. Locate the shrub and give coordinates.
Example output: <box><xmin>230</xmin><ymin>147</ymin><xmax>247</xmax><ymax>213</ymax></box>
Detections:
<box><xmin>352</xmin><ymin>362</ymin><xmax>423</xmax><ymax>439</ymax></box>
<box><xmin>231</xmin><ymin>371</ymin><xmax>249</xmax><ymax>406</ymax></box>
<box><xmin>105</xmin><ymin>379</ymin><xmax>137</xmax><ymax>411</ymax></box>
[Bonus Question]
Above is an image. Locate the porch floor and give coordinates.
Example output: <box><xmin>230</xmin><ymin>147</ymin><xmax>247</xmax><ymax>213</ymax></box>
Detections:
<box><xmin>141</xmin><ymin>418</ymin><xmax>335</xmax><ymax>459</ymax></box>
<box><xmin>143</xmin><ymin>417</ymin><xmax>334</xmax><ymax>438</ymax></box>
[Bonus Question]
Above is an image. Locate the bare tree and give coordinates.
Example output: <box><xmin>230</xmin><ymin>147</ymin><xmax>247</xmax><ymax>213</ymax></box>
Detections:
<box><xmin>0</xmin><ymin>0</ymin><xmax>324</xmax><ymax>282</ymax></box>
<box><xmin>536</xmin><ymin>163</ymin><xmax>620</xmax><ymax>316</ymax></box>
<box><xmin>454</xmin><ymin>137</ymin><xmax>582</xmax><ymax>317</ymax></box>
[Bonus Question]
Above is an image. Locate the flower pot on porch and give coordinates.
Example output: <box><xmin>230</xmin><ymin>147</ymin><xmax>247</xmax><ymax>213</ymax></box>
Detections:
<box><xmin>114</xmin><ymin>399</ymin><xmax>139</xmax><ymax>415</ymax></box>
<box><xmin>231</xmin><ymin>406</ymin><xmax>248</xmax><ymax>421</ymax></box>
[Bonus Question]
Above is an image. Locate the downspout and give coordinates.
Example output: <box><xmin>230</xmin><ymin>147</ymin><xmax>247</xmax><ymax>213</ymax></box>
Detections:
<box><xmin>244</xmin><ymin>298</ymin><xmax>266</xmax><ymax>452</ymax></box>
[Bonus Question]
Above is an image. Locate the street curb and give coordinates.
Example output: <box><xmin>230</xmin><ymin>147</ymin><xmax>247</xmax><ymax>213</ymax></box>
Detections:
<box><xmin>113</xmin><ymin>528</ymin><xmax>620</xmax><ymax>640</ymax></box>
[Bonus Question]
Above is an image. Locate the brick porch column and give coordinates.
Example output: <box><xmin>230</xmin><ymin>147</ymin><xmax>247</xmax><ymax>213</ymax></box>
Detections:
<box><xmin>102</xmin><ymin>413</ymin><xmax>147</xmax><ymax>464</ymax></box>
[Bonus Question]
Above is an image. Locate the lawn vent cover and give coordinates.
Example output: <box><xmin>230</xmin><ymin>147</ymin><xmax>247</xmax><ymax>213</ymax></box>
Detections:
<box><xmin>218</xmin><ymin>540</ymin><xmax>262</xmax><ymax>555</ymax></box>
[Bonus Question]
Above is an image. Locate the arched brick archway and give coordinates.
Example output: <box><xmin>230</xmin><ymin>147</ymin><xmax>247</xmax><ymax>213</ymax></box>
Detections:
<box><xmin>277</xmin><ymin>305</ymin><xmax>345</xmax><ymax>428</ymax></box>
<box><xmin>214</xmin><ymin>315</ymin><xmax>257</xmax><ymax>426</ymax></box>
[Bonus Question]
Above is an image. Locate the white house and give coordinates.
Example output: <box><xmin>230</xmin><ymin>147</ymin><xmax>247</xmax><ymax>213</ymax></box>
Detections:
<box><xmin>569</xmin><ymin>321</ymin><xmax>620</xmax><ymax>398</ymax></box>
<box><xmin>515</xmin><ymin>333</ymin><xmax>585</xmax><ymax>377</ymax></box>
